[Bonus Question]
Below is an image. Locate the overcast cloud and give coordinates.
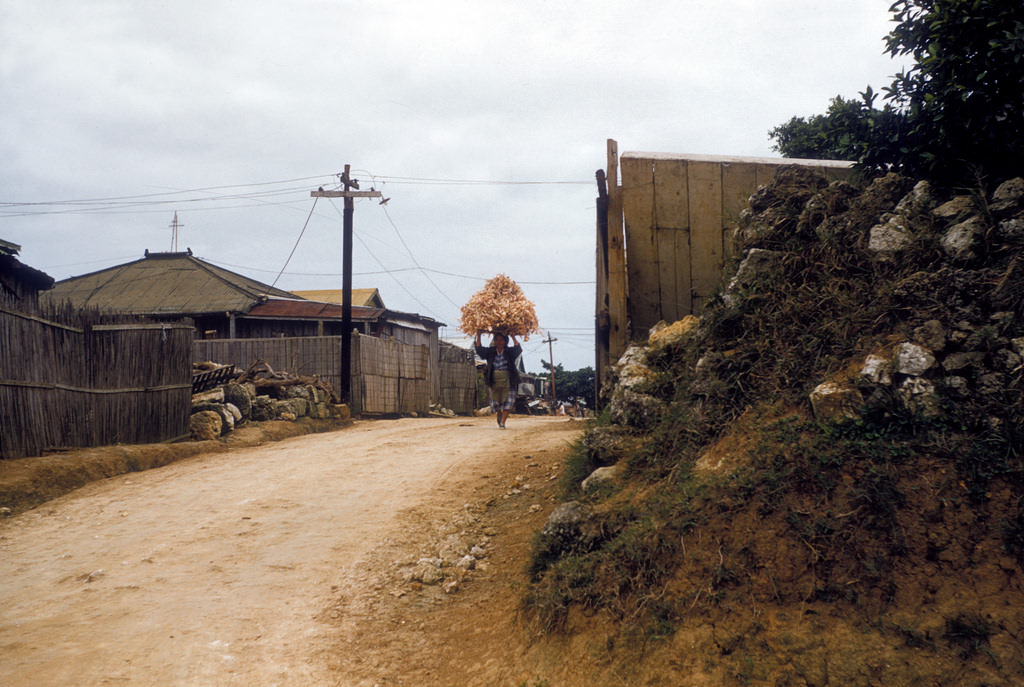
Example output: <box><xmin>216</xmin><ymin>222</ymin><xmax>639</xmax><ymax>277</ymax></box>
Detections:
<box><xmin>0</xmin><ymin>1</ymin><xmax>907</xmax><ymax>371</ymax></box>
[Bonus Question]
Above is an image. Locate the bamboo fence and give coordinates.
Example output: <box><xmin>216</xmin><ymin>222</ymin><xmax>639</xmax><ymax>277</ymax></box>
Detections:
<box><xmin>1</xmin><ymin>304</ymin><xmax>193</xmax><ymax>459</ymax></box>
<box><xmin>194</xmin><ymin>333</ymin><xmax>475</xmax><ymax>415</ymax></box>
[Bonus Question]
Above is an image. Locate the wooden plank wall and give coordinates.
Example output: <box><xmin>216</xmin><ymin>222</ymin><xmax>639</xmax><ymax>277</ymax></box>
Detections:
<box><xmin>614</xmin><ymin>150</ymin><xmax>855</xmax><ymax>343</ymax></box>
<box><xmin>1</xmin><ymin>306</ymin><xmax>193</xmax><ymax>459</ymax></box>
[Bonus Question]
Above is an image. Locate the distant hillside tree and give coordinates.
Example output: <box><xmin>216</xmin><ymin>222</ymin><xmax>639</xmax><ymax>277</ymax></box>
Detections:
<box><xmin>770</xmin><ymin>0</ymin><xmax>1024</xmax><ymax>184</ymax></box>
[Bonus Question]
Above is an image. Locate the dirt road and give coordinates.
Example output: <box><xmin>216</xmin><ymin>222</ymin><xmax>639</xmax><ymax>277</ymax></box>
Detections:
<box><xmin>0</xmin><ymin>415</ymin><xmax>583</xmax><ymax>686</ymax></box>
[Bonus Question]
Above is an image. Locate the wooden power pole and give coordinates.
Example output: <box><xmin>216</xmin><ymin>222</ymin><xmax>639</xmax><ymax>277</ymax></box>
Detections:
<box><xmin>311</xmin><ymin>165</ymin><xmax>381</xmax><ymax>404</ymax></box>
<box><xmin>543</xmin><ymin>331</ymin><xmax>558</xmax><ymax>414</ymax></box>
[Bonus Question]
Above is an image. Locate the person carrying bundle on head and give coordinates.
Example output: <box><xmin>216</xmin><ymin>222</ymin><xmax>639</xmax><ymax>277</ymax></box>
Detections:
<box><xmin>474</xmin><ymin>330</ymin><xmax>521</xmax><ymax>429</ymax></box>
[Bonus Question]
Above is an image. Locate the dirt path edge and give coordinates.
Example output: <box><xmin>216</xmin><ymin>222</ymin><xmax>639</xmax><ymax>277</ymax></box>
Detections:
<box><xmin>0</xmin><ymin>418</ymin><xmax>351</xmax><ymax>516</ymax></box>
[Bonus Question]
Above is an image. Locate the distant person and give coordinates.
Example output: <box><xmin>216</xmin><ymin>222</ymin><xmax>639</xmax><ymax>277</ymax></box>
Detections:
<box><xmin>475</xmin><ymin>330</ymin><xmax>521</xmax><ymax>428</ymax></box>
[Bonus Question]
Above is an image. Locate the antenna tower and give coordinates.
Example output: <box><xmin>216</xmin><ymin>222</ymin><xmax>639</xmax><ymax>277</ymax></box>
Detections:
<box><xmin>169</xmin><ymin>212</ymin><xmax>183</xmax><ymax>252</ymax></box>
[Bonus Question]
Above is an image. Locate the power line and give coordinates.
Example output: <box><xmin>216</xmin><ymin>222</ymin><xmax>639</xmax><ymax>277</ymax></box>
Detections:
<box><xmin>326</xmin><ymin>199</ymin><xmax>444</xmax><ymax>321</ymax></box>
<box><xmin>380</xmin><ymin>204</ymin><xmax>461</xmax><ymax>310</ymax></box>
<box><xmin>361</xmin><ymin>175</ymin><xmax>591</xmax><ymax>186</ymax></box>
<box><xmin>270</xmin><ymin>197</ymin><xmax>319</xmax><ymax>290</ymax></box>
<box><xmin>1</xmin><ymin>171</ymin><xmax>590</xmax><ymax>216</ymax></box>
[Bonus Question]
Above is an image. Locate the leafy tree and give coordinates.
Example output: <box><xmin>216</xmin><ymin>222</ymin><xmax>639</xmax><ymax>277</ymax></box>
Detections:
<box><xmin>770</xmin><ymin>1</ymin><xmax>1024</xmax><ymax>185</ymax></box>
<box><xmin>768</xmin><ymin>91</ymin><xmax>897</xmax><ymax>163</ymax></box>
<box><xmin>539</xmin><ymin>362</ymin><xmax>595</xmax><ymax>407</ymax></box>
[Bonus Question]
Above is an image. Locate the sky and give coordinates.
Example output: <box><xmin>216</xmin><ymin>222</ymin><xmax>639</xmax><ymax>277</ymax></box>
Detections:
<box><xmin>0</xmin><ymin>1</ymin><xmax>909</xmax><ymax>372</ymax></box>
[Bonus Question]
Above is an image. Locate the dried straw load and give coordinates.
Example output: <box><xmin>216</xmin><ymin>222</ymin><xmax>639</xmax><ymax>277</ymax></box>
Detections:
<box><xmin>459</xmin><ymin>274</ymin><xmax>540</xmax><ymax>340</ymax></box>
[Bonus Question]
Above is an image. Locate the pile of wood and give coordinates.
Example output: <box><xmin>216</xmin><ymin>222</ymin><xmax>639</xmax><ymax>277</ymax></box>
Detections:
<box><xmin>458</xmin><ymin>274</ymin><xmax>540</xmax><ymax>340</ymax></box>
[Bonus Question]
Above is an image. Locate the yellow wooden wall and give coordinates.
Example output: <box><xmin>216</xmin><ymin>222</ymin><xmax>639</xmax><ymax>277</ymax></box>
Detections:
<box><xmin>617</xmin><ymin>151</ymin><xmax>854</xmax><ymax>342</ymax></box>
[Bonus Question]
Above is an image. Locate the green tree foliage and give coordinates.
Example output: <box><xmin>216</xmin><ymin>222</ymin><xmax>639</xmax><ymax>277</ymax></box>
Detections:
<box><xmin>770</xmin><ymin>1</ymin><xmax>1024</xmax><ymax>185</ymax></box>
<box><xmin>768</xmin><ymin>91</ymin><xmax>897</xmax><ymax>162</ymax></box>
<box><xmin>539</xmin><ymin>362</ymin><xmax>595</xmax><ymax>407</ymax></box>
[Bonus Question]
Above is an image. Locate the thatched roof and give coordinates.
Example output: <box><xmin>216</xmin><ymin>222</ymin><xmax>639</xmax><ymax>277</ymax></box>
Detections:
<box><xmin>41</xmin><ymin>250</ymin><xmax>296</xmax><ymax>316</ymax></box>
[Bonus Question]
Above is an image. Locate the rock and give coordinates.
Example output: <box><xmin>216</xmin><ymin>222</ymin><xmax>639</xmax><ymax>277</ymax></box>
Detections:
<box><xmin>998</xmin><ymin>215</ymin><xmax>1024</xmax><ymax>242</ymax></box>
<box><xmin>607</xmin><ymin>387</ymin><xmax>665</xmax><ymax>430</ymax></box>
<box><xmin>913</xmin><ymin>320</ymin><xmax>946</xmax><ymax>353</ymax></box>
<box><xmin>581</xmin><ymin>425</ymin><xmax>640</xmax><ymax>466</ymax></box>
<box><xmin>1012</xmin><ymin>337</ymin><xmax>1024</xmax><ymax>359</ymax></box>
<box><xmin>809</xmin><ymin>382</ymin><xmax>863</xmax><ymax>421</ymax></box>
<box><xmin>993</xmin><ymin>348</ymin><xmax>1021</xmax><ymax>373</ymax></box>
<box><xmin>941</xmin><ymin>352</ymin><xmax>985</xmax><ymax>372</ymax></box>
<box><xmin>898</xmin><ymin>377</ymin><xmax>940</xmax><ymax>416</ymax></box>
<box><xmin>612</xmin><ymin>344</ymin><xmax>649</xmax><ymax>376</ymax></box>
<box><xmin>409</xmin><ymin>558</ymin><xmax>444</xmax><ymax>585</ymax></box>
<box><xmin>723</xmin><ymin>249</ymin><xmax>785</xmax><ymax>305</ymax></box>
<box><xmin>284</xmin><ymin>385</ymin><xmax>314</xmax><ymax>402</ymax></box>
<box><xmin>216</xmin><ymin>405</ymin><xmax>235</xmax><ymax>433</ymax></box>
<box><xmin>933</xmin><ymin>195</ymin><xmax>976</xmax><ymax>221</ymax></box>
<box><xmin>223</xmin><ymin>382</ymin><xmax>252</xmax><ymax>420</ymax></box>
<box><xmin>536</xmin><ymin>501</ymin><xmax>604</xmax><ymax>560</ymax></box>
<box><xmin>943</xmin><ymin>375</ymin><xmax>970</xmax><ymax>398</ymax></box>
<box><xmin>456</xmin><ymin>555</ymin><xmax>476</xmax><ymax>571</ymax></box>
<box><xmin>332</xmin><ymin>403</ymin><xmax>351</xmax><ymax>420</ymax></box>
<box><xmin>941</xmin><ymin>216</ymin><xmax>986</xmax><ymax>261</ymax></box>
<box><xmin>893</xmin><ymin>342</ymin><xmax>936</xmax><ymax>376</ymax></box>
<box><xmin>991</xmin><ymin>177</ymin><xmax>1024</xmax><ymax>214</ymax></box>
<box><xmin>978</xmin><ymin>372</ymin><xmax>1009</xmax><ymax>398</ymax></box>
<box><xmin>309</xmin><ymin>402</ymin><xmax>333</xmax><ymax>420</ymax></box>
<box><xmin>273</xmin><ymin>398</ymin><xmax>308</xmax><ymax>418</ymax></box>
<box><xmin>581</xmin><ymin>465</ymin><xmax>621</xmax><ymax>492</ymax></box>
<box><xmin>189</xmin><ymin>410</ymin><xmax>222</xmax><ymax>441</ymax></box>
<box><xmin>648</xmin><ymin>315</ymin><xmax>700</xmax><ymax>353</ymax></box>
<box><xmin>853</xmin><ymin>172</ymin><xmax>913</xmax><ymax>219</ymax></box>
<box><xmin>860</xmin><ymin>354</ymin><xmax>892</xmax><ymax>385</ymax></box>
<box><xmin>279</xmin><ymin>412</ymin><xmax>297</xmax><ymax>422</ymax></box>
<box><xmin>251</xmin><ymin>395</ymin><xmax>274</xmax><ymax>422</ymax></box>
<box><xmin>895</xmin><ymin>180</ymin><xmax>937</xmax><ymax>215</ymax></box>
<box><xmin>868</xmin><ymin>214</ymin><xmax>913</xmax><ymax>258</ymax></box>
<box><xmin>224</xmin><ymin>402</ymin><xmax>242</xmax><ymax>424</ymax></box>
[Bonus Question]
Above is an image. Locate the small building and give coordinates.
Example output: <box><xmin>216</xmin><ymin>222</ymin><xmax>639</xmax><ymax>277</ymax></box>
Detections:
<box><xmin>40</xmin><ymin>249</ymin><xmax>441</xmax><ymax>342</ymax></box>
<box><xmin>0</xmin><ymin>239</ymin><xmax>54</xmax><ymax>310</ymax></box>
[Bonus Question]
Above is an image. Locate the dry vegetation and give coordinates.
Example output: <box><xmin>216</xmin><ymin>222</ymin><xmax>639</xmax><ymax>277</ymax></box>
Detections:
<box><xmin>458</xmin><ymin>273</ymin><xmax>540</xmax><ymax>340</ymax></box>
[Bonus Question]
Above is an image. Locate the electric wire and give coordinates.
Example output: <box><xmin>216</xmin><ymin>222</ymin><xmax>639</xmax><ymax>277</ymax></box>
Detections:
<box><xmin>270</xmin><ymin>197</ymin><xmax>318</xmax><ymax>290</ymax></box>
<box><xmin>326</xmin><ymin>199</ymin><xmax>444</xmax><ymax>321</ymax></box>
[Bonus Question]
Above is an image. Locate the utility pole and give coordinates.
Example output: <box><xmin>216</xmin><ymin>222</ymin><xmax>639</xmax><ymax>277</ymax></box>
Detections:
<box><xmin>543</xmin><ymin>331</ymin><xmax>558</xmax><ymax>414</ymax></box>
<box><xmin>311</xmin><ymin>165</ymin><xmax>381</xmax><ymax>404</ymax></box>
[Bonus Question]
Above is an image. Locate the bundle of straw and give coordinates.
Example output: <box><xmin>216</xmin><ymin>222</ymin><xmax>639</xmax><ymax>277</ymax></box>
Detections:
<box><xmin>459</xmin><ymin>274</ymin><xmax>540</xmax><ymax>340</ymax></box>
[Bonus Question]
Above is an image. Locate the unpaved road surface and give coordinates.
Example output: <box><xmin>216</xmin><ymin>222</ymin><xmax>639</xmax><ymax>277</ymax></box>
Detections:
<box><xmin>0</xmin><ymin>416</ymin><xmax>583</xmax><ymax>686</ymax></box>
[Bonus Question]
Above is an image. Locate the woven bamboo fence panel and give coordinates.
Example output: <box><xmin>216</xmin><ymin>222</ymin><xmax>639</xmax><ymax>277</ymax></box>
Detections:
<box><xmin>439</xmin><ymin>344</ymin><xmax>478</xmax><ymax>414</ymax></box>
<box><xmin>1</xmin><ymin>305</ymin><xmax>193</xmax><ymax>459</ymax></box>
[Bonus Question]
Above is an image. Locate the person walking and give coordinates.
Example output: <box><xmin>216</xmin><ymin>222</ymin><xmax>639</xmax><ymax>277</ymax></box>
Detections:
<box><xmin>475</xmin><ymin>330</ymin><xmax>521</xmax><ymax>428</ymax></box>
